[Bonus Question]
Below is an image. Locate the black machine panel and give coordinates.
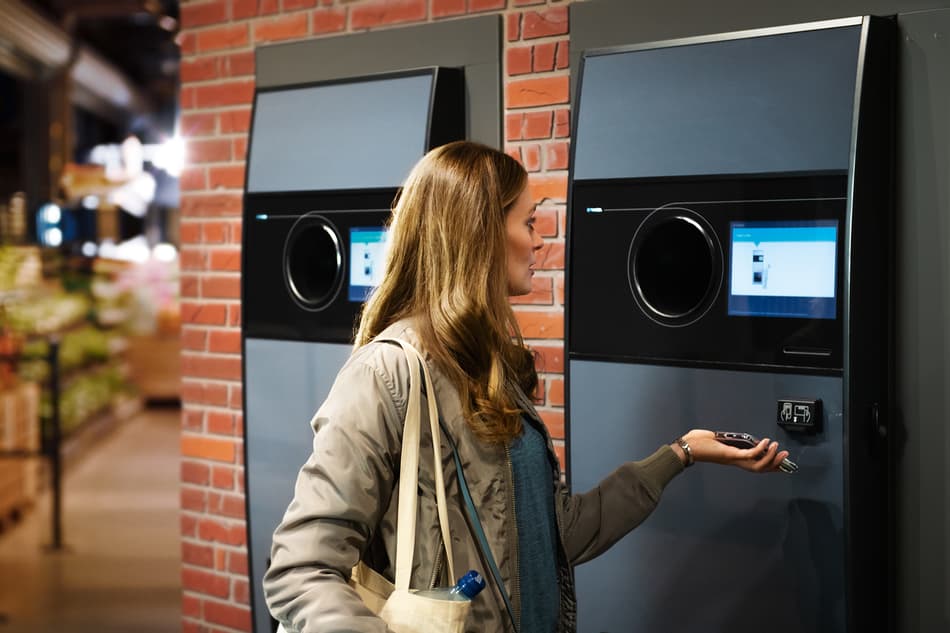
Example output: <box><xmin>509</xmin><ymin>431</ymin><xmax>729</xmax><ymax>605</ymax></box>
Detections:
<box><xmin>569</xmin><ymin>173</ymin><xmax>847</xmax><ymax>372</ymax></box>
<box><xmin>241</xmin><ymin>67</ymin><xmax>465</xmax><ymax>344</ymax></box>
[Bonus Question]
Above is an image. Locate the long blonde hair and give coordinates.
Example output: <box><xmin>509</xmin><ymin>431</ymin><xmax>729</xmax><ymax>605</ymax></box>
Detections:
<box><xmin>355</xmin><ymin>141</ymin><xmax>537</xmax><ymax>444</ymax></box>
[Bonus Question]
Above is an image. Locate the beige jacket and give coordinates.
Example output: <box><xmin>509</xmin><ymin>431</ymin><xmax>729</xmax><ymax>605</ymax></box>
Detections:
<box><xmin>263</xmin><ymin>320</ymin><xmax>684</xmax><ymax>633</ymax></box>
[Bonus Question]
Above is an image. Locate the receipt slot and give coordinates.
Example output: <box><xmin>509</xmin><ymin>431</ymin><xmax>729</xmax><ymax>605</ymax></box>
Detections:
<box><xmin>567</xmin><ymin>18</ymin><xmax>894</xmax><ymax>633</ymax></box>
<box><xmin>242</xmin><ymin>67</ymin><xmax>464</xmax><ymax>633</ymax></box>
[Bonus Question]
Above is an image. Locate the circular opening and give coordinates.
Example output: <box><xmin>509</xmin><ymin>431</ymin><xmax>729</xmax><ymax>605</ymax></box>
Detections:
<box><xmin>629</xmin><ymin>211</ymin><xmax>720</xmax><ymax>326</ymax></box>
<box><xmin>284</xmin><ymin>216</ymin><xmax>343</xmax><ymax>311</ymax></box>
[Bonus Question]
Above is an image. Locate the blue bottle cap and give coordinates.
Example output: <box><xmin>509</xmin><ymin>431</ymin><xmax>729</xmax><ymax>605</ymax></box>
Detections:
<box><xmin>454</xmin><ymin>570</ymin><xmax>486</xmax><ymax>599</ymax></box>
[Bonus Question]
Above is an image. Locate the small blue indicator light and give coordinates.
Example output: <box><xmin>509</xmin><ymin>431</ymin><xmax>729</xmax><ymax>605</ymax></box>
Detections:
<box><xmin>255</xmin><ymin>214</ymin><xmax>268</xmax><ymax>220</ymax></box>
<box><xmin>586</xmin><ymin>207</ymin><xmax>603</xmax><ymax>214</ymax></box>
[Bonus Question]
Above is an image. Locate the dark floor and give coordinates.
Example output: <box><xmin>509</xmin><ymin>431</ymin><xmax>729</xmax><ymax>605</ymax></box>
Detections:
<box><xmin>0</xmin><ymin>407</ymin><xmax>181</xmax><ymax>633</ymax></box>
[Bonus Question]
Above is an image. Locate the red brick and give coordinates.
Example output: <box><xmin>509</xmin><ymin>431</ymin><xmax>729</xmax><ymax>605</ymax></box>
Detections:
<box><xmin>198</xmin><ymin>518</ymin><xmax>246</xmax><ymax>546</ymax></box>
<box><xmin>180</xmin><ymin>223</ymin><xmax>201</xmax><ymax>244</ymax></box>
<box><xmin>181</xmin><ymin>57</ymin><xmax>219</xmax><ymax>83</ymax></box>
<box><xmin>514</xmin><ymin>0</ymin><xmax>545</xmax><ymax>5</ymax></box>
<box><xmin>182</xmin><ymin>302</ymin><xmax>228</xmax><ymax>326</ymax></box>
<box><xmin>505</xmin><ymin>113</ymin><xmax>523</xmax><ymax>142</ymax></box>
<box><xmin>230</xmin><ymin>385</ymin><xmax>243</xmax><ymax>410</ymax></box>
<box><xmin>432</xmin><ymin>0</ymin><xmax>465</xmax><ymax>18</ymax></box>
<box><xmin>181</xmin><ymin>193</ymin><xmax>243</xmax><ymax>218</ymax></box>
<box><xmin>197</xmin><ymin>24</ymin><xmax>249</xmax><ymax>53</ymax></box>
<box><xmin>182</xmin><ymin>435</ymin><xmax>237</xmax><ymax>463</ymax></box>
<box><xmin>195</xmin><ymin>80</ymin><xmax>255</xmax><ymax>108</ymax></box>
<box><xmin>182</xmin><ymin>381</ymin><xmax>229</xmax><ymax>407</ymax></box>
<box><xmin>182</xmin><ymin>541</ymin><xmax>215</xmax><ymax>568</ymax></box>
<box><xmin>514</xmin><ymin>310</ymin><xmax>563</xmax><ymax>339</ymax></box>
<box><xmin>523</xmin><ymin>110</ymin><xmax>553</xmax><ymax>139</ymax></box>
<box><xmin>536</xmin><ymin>241</ymin><xmax>564</xmax><ymax>270</ymax></box>
<box><xmin>188</xmin><ymin>139</ymin><xmax>231</xmax><ymax>164</ymax></box>
<box><xmin>201</xmin><ymin>221</ymin><xmax>231</xmax><ymax>244</ymax></box>
<box><xmin>213</xmin><ymin>465</ymin><xmax>235</xmax><ymax>490</ymax></box>
<box><xmin>231</xmin><ymin>0</ymin><xmax>259</xmax><ymax>19</ymax></box>
<box><xmin>179</xmin><ymin>248</ymin><xmax>208</xmax><ymax>271</ymax></box>
<box><xmin>181</xmin><ymin>327</ymin><xmax>208</xmax><ymax>351</ymax></box>
<box><xmin>181</xmin><ymin>274</ymin><xmax>200</xmax><ymax>298</ymax></box>
<box><xmin>183</xmin><ymin>593</ymin><xmax>202</xmax><ymax>618</ymax></box>
<box><xmin>556</xmin><ymin>40</ymin><xmax>569</xmax><ymax>69</ymax></box>
<box><xmin>506</xmin><ymin>13</ymin><xmax>520</xmax><ymax>41</ymax></box>
<box><xmin>351</xmin><ymin>0</ymin><xmax>426</xmax><ymax>29</ymax></box>
<box><xmin>312</xmin><ymin>7</ymin><xmax>347</xmax><ymax>34</ymax></box>
<box><xmin>204</xmin><ymin>600</ymin><xmax>251</xmax><ymax>631</ymax></box>
<box><xmin>209</xmin><ymin>329</ymin><xmax>242</xmax><ymax>354</ymax></box>
<box><xmin>253</xmin><ymin>13</ymin><xmax>309</xmax><ymax>43</ymax></box>
<box><xmin>209</xmin><ymin>492</ymin><xmax>246</xmax><ymax>519</ymax></box>
<box><xmin>233</xmin><ymin>578</ymin><xmax>250</xmax><ymax>605</ymax></box>
<box><xmin>182</xmin><ymin>460</ymin><xmax>211</xmax><ymax>485</ymax></box>
<box><xmin>554</xmin><ymin>108</ymin><xmax>570</xmax><ymax>138</ymax></box>
<box><xmin>522</xmin><ymin>7</ymin><xmax>568</xmax><ymax>40</ymax></box>
<box><xmin>545</xmin><ymin>141</ymin><xmax>569</xmax><ymax>170</ymax></box>
<box><xmin>183</xmin><ymin>408</ymin><xmax>205</xmax><ymax>432</ymax></box>
<box><xmin>471</xmin><ymin>0</ymin><xmax>505</xmax><ymax>10</ymax></box>
<box><xmin>533</xmin><ymin>42</ymin><xmax>557</xmax><ymax>72</ymax></box>
<box><xmin>183</xmin><ymin>568</ymin><xmax>231</xmax><ymax>598</ymax></box>
<box><xmin>506</xmin><ymin>147</ymin><xmax>521</xmax><ymax>163</ymax></box>
<box><xmin>209</xmin><ymin>249</ymin><xmax>241</xmax><ymax>272</ymax></box>
<box><xmin>506</xmin><ymin>76</ymin><xmax>570</xmax><ymax>108</ymax></box>
<box><xmin>528</xmin><ymin>173</ymin><xmax>567</xmax><ymax>202</ymax></box>
<box><xmin>531</xmin><ymin>343</ymin><xmax>564</xmax><ymax>373</ymax></box>
<box><xmin>203</xmin><ymin>276</ymin><xmax>241</xmax><ymax>300</ymax></box>
<box><xmin>507</xmin><ymin>46</ymin><xmax>532</xmax><ymax>76</ymax></box>
<box><xmin>179</xmin><ymin>167</ymin><xmax>207</xmax><ymax>192</ymax></box>
<box><xmin>236</xmin><ymin>467</ymin><xmax>245</xmax><ymax>493</ymax></box>
<box><xmin>223</xmin><ymin>51</ymin><xmax>255</xmax><ymax>77</ymax></box>
<box><xmin>539</xmin><ymin>409</ymin><xmax>564</xmax><ymax>439</ymax></box>
<box><xmin>182</xmin><ymin>486</ymin><xmax>207</xmax><ymax>512</ymax></box>
<box><xmin>219</xmin><ymin>108</ymin><xmax>251</xmax><ymax>134</ymax></box>
<box><xmin>522</xmin><ymin>144</ymin><xmax>541</xmax><ymax>172</ymax></box>
<box><xmin>208</xmin><ymin>410</ymin><xmax>236</xmax><ymax>435</ymax></box>
<box><xmin>180</xmin><ymin>86</ymin><xmax>196</xmax><ymax>110</ymax></box>
<box><xmin>215</xmin><ymin>549</ymin><xmax>227</xmax><ymax>571</ymax></box>
<box><xmin>548</xmin><ymin>377</ymin><xmax>564</xmax><ymax>407</ymax></box>
<box><xmin>182</xmin><ymin>513</ymin><xmax>198</xmax><ymax>538</ymax></box>
<box><xmin>535</xmin><ymin>206</ymin><xmax>558</xmax><ymax>238</ymax></box>
<box><xmin>178</xmin><ymin>32</ymin><xmax>197</xmax><ymax>56</ymax></box>
<box><xmin>509</xmin><ymin>276</ymin><xmax>553</xmax><ymax>305</ymax></box>
<box><xmin>228</xmin><ymin>304</ymin><xmax>242</xmax><ymax>327</ymax></box>
<box><xmin>181</xmin><ymin>0</ymin><xmax>229</xmax><ymax>29</ymax></box>
<box><xmin>283</xmin><ymin>0</ymin><xmax>317</xmax><ymax>9</ymax></box>
<box><xmin>228</xmin><ymin>551</ymin><xmax>248</xmax><ymax>575</ymax></box>
<box><xmin>182</xmin><ymin>354</ymin><xmax>243</xmax><ymax>381</ymax></box>
<box><xmin>233</xmin><ymin>136</ymin><xmax>248</xmax><ymax>160</ymax></box>
<box><xmin>209</xmin><ymin>165</ymin><xmax>245</xmax><ymax>189</ymax></box>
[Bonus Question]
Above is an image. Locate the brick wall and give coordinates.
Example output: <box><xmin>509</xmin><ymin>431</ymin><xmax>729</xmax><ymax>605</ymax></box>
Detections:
<box><xmin>178</xmin><ymin>0</ymin><xmax>572</xmax><ymax>630</ymax></box>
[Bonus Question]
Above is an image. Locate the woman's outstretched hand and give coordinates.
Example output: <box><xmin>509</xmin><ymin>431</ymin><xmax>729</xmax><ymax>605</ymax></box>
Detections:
<box><xmin>671</xmin><ymin>429</ymin><xmax>790</xmax><ymax>473</ymax></box>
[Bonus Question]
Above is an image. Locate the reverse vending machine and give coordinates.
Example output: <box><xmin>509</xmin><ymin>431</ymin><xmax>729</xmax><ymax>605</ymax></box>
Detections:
<box><xmin>567</xmin><ymin>17</ymin><xmax>894</xmax><ymax>633</ymax></box>
<box><xmin>242</xmin><ymin>68</ymin><xmax>464</xmax><ymax>633</ymax></box>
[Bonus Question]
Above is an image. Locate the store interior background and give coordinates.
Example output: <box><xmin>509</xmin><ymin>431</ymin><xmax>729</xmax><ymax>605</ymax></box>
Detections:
<box><xmin>0</xmin><ymin>1</ymin><xmax>946</xmax><ymax>633</ymax></box>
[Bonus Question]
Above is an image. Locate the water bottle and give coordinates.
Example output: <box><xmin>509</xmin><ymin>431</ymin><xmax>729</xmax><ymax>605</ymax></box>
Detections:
<box><xmin>414</xmin><ymin>570</ymin><xmax>486</xmax><ymax>601</ymax></box>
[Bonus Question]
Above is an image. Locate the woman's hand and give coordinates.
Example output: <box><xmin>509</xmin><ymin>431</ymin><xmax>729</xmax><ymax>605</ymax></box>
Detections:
<box><xmin>671</xmin><ymin>429</ymin><xmax>790</xmax><ymax>473</ymax></box>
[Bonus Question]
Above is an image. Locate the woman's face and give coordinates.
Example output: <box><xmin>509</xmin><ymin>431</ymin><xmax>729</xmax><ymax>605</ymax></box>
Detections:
<box><xmin>505</xmin><ymin>186</ymin><xmax>543</xmax><ymax>296</ymax></box>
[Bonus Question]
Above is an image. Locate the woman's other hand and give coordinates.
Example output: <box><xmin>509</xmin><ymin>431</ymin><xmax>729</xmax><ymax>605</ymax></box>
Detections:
<box><xmin>671</xmin><ymin>429</ymin><xmax>790</xmax><ymax>473</ymax></box>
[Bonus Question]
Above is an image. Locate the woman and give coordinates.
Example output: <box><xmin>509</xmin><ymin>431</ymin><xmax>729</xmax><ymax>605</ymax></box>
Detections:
<box><xmin>263</xmin><ymin>141</ymin><xmax>790</xmax><ymax>633</ymax></box>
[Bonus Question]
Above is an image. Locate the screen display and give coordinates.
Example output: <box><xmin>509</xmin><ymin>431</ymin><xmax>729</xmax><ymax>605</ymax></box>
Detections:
<box><xmin>728</xmin><ymin>220</ymin><xmax>838</xmax><ymax>319</ymax></box>
<box><xmin>349</xmin><ymin>227</ymin><xmax>388</xmax><ymax>302</ymax></box>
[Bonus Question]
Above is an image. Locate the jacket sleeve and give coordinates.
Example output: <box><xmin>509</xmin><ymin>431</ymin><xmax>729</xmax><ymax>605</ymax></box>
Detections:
<box><xmin>556</xmin><ymin>445</ymin><xmax>684</xmax><ymax>566</ymax></box>
<box><xmin>263</xmin><ymin>346</ymin><xmax>407</xmax><ymax>633</ymax></box>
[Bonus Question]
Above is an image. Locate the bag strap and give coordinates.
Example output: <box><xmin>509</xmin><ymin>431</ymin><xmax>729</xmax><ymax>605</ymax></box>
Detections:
<box><xmin>438</xmin><ymin>417</ymin><xmax>519</xmax><ymax>633</ymax></box>
<box><xmin>377</xmin><ymin>339</ymin><xmax>455</xmax><ymax>590</ymax></box>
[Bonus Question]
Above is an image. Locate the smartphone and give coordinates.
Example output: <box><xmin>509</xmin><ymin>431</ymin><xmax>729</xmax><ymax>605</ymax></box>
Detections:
<box><xmin>714</xmin><ymin>431</ymin><xmax>799</xmax><ymax>473</ymax></box>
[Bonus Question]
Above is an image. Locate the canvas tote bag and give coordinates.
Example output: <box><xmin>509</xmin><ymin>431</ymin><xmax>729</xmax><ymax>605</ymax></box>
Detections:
<box><xmin>277</xmin><ymin>339</ymin><xmax>470</xmax><ymax>633</ymax></box>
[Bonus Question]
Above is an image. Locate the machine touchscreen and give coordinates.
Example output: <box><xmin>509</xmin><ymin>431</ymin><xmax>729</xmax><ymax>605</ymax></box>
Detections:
<box><xmin>728</xmin><ymin>220</ymin><xmax>838</xmax><ymax>319</ymax></box>
<box><xmin>349</xmin><ymin>227</ymin><xmax>388</xmax><ymax>302</ymax></box>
